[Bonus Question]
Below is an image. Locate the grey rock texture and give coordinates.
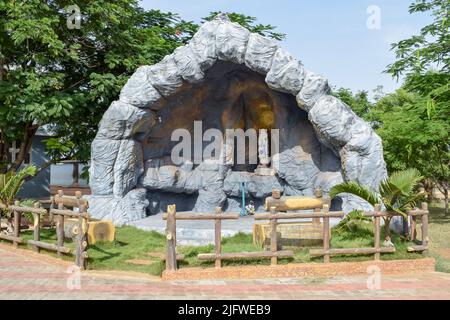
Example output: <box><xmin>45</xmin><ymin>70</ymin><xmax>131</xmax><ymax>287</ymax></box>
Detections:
<box><xmin>96</xmin><ymin>101</ymin><xmax>154</xmax><ymax>140</ymax></box>
<box><xmin>90</xmin><ymin>139</ymin><xmax>121</xmax><ymax>196</ymax></box>
<box><xmin>89</xmin><ymin>14</ymin><xmax>387</xmax><ymax>225</ymax></box>
<box><xmin>87</xmin><ymin>188</ymin><xmax>149</xmax><ymax>226</ymax></box>
<box><xmin>119</xmin><ymin>67</ymin><xmax>161</xmax><ymax>109</ymax></box>
<box><xmin>173</xmin><ymin>45</ymin><xmax>204</xmax><ymax>83</ymax></box>
<box><xmin>147</xmin><ymin>54</ymin><xmax>183</xmax><ymax>97</ymax></box>
<box><xmin>113</xmin><ymin>140</ymin><xmax>144</xmax><ymax>197</ymax></box>
<box><xmin>266</xmin><ymin>49</ymin><xmax>305</xmax><ymax>95</ymax></box>
<box><xmin>297</xmin><ymin>71</ymin><xmax>331</xmax><ymax>111</ymax></box>
<box><xmin>245</xmin><ymin>33</ymin><xmax>279</xmax><ymax>74</ymax></box>
<box><xmin>216</xmin><ymin>21</ymin><xmax>250</xmax><ymax>64</ymax></box>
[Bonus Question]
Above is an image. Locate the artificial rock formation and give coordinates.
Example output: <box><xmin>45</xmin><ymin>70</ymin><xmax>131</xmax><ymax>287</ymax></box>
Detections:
<box><xmin>89</xmin><ymin>14</ymin><xmax>387</xmax><ymax>225</ymax></box>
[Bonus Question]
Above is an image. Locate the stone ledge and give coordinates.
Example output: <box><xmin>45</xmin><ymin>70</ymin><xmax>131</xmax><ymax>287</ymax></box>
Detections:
<box><xmin>162</xmin><ymin>258</ymin><xmax>436</xmax><ymax>281</ymax></box>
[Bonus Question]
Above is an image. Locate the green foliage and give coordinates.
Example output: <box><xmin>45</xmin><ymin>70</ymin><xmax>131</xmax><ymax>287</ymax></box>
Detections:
<box><xmin>373</xmin><ymin>81</ymin><xmax>449</xmax><ymax>210</ymax></box>
<box><xmin>18</xmin><ymin>198</ymin><xmax>39</xmax><ymax>223</ymax></box>
<box><xmin>386</xmin><ymin>0</ymin><xmax>449</xmax><ymax>78</ymax></box>
<box><xmin>332</xmin><ymin>88</ymin><xmax>373</xmax><ymax>119</ymax></box>
<box><xmin>0</xmin><ymin>165</ymin><xmax>37</xmax><ymax>207</ymax></box>
<box><xmin>0</xmin><ymin>1</ymin><xmax>197</xmax><ymax>167</ymax></box>
<box><xmin>0</xmin><ymin>2</ymin><xmax>285</xmax><ymax>173</ymax></box>
<box><xmin>329</xmin><ymin>181</ymin><xmax>379</xmax><ymax>206</ymax></box>
<box><xmin>333</xmin><ymin>210</ymin><xmax>373</xmax><ymax>235</ymax></box>
<box><xmin>379</xmin><ymin>168</ymin><xmax>424</xmax><ymax>216</ymax></box>
<box><xmin>330</xmin><ymin>169</ymin><xmax>424</xmax><ymax>233</ymax></box>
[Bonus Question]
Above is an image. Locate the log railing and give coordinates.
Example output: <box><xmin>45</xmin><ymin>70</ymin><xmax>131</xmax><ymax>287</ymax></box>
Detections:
<box><xmin>163</xmin><ymin>205</ymin><xmax>295</xmax><ymax>271</ymax></box>
<box><xmin>0</xmin><ymin>190</ymin><xmax>90</xmax><ymax>269</ymax></box>
<box><xmin>163</xmin><ymin>202</ymin><xmax>430</xmax><ymax>270</ymax></box>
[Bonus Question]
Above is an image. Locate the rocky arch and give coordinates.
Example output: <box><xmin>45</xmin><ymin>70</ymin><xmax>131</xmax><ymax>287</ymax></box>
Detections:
<box><xmin>88</xmin><ymin>14</ymin><xmax>387</xmax><ymax>225</ymax></box>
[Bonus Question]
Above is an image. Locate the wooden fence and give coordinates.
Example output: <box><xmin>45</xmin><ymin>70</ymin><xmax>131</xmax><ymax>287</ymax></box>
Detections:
<box><xmin>0</xmin><ymin>190</ymin><xmax>89</xmax><ymax>269</ymax></box>
<box><xmin>163</xmin><ymin>203</ymin><xmax>429</xmax><ymax>271</ymax></box>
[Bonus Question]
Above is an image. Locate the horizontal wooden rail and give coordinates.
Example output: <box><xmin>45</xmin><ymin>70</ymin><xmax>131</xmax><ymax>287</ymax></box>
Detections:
<box><xmin>49</xmin><ymin>208</ymin><xmax>90</xmax><ymax>219</ymax></box>
<box><xmin>310</xmin><ymin>247</ymin><xmax>396</xmax><ymax>257</ymax></box>
<box><xmin>161</xmin><ymin>254</ymin><xmax>185</xmax><ymax>262</ymax></box>
<box><xmin>0</xmin><ymin>190</ymin><xmax>90</xmax><ymax>270</ymax></box>
<box><xmin>53</xmin><ymin>194</ymin><xmax>88</xmax><ymax>208</ymax></box>
<box><xmin>264</xmin><ymin>196</ymin><xmax>330</xmax><ymax>211</ymax></box>
<box><xmin>406</xmin><ymin>209</ymin><xmax>428</xmax><ymax>216</ymax></box>
<box><xmin>254</xmin><ymin>212</ymin><xmax>345</xmax><ymax>220</ymax></box>
<box><xmin>162</xmin><ymin>213</ymin><xmax>239</xmax><ymax>220</ymax></box>
<box><xmin>407</xmin><ymin>245</ymin><xmax>428</xmax><ymax>253</ymax></box>
<box><xmin>7</xmin><ymin>205</ymin><xmax>47</xmax><ymax>215</ymax></box>
<box><xmin>198</xmin><ymin>250</ymin><xmax>294</xmax><ymax>261</ymax></box>
<box><xmin>27</xmin><ymin>240</ymin><xmax>71</xmax><ymax>254</ymax></box>
<box><xmin>0</xmin><ymin>234</ymin><xmax>24</xmax><ymax>243</ymax></box>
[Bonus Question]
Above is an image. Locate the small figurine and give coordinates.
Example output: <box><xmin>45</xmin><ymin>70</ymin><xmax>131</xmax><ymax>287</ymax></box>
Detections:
<box><xmin>245</xmin><ymin>201</ymin><xmax>256</xmax><ymax>215</ymax></box>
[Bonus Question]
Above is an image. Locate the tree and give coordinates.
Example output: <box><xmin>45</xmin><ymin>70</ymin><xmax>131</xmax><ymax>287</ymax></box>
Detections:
<box><xmin>333</xmin><ymin>88</ymin><xmax>373</xmax><ymax>119</ymax></box>
<box><xmin>330</xmin><ymin>169</ymin><xmax>424</xmax><ymax>239</ymax></box>
<box><xmin>0</xmin><ymin>2</ymin><xmax>284</xmax><ymax>178</ymax></box>
<box><xmin>372</xmin><ymin>85</ymin><xmax>449</xmax><ymax>214</ymax></box>
<box><xmin>386</xmin><ymin>0</ymin><xmax>449</xmax><ymax>78</ymax></box>
<box><xmin>0</xmin><ymin>165</ymin><xmax>36</xmax><ymax>206</ymax></box>
<box><xmin>382</xmin><ymin>0</ymin><xmax>450</xmax><ymax>214</ymax></box>
<box><xmin>0</xmin><ymin>1</ymin><xmax>197</xmax><ymax>175</ymax></box>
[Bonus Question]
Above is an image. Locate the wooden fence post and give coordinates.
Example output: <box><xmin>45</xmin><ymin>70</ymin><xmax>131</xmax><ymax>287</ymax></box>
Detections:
<box><xmin>215</xmin><ymin>207</ymin><xmax>222</xmax><ymax>268</ymax></box>
<box><xmin>33</xmin><ymin>202</ymin><xmax>41</xmax><ymax>253</ymax></box>
<box><xmin>374</xmin><ymin>204</ymin><xmax>381</xmax><ymax>261</ymax></box>
<box><xmin>410</xmin><ymin>215</ymin><xmax>417</xmax><ymax>241</ymax></box>
<box><xmin>56</xmin><ymin>202</ymin><xmax>65</xmax><ymax>257</ymax></box>
<box><xmin>421</xmin><ymin>202</ymin><xmax>429</xmax><ymax>255</ymax></box>
<box><xmin>166</xmin><ymin>205</ymin><xmax>177</xmax><ymax>272</ymax></box>
<box><xmin>76</xmin><ymin>204</ymin><xmax>89</xmax><ymax>270</ymax></box>
<box><xmin>13</xmin><ymin>200</ymin><xmax>21</xmax><ymax>249</ymax></box>
<box><xmin>270</xmin><ymin>206</ymin><xmax>278</xmax><ymax>265</ymax></box>
<box><xmin>322</xmin><ymin>204</ymin><xmax>330</xmax><ymax>263</ymax></box>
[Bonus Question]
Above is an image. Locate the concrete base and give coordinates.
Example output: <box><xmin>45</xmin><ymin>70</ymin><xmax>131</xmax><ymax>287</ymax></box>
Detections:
<box><xmin>253</xmin><ymin>167</ymin><xmax>275</xmax><ymax>176</ymax></box>
<box><xmin>162</xmin><ymin>258</ymin><xmax>436</xmax><ymax>281</ymax></box>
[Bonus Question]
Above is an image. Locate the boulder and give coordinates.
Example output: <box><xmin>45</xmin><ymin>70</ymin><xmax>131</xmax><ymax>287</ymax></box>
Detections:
<box><xmin>173</xmin><ymin>45</ymin><xmax>204</xmax><ymax>83</ymax></box>
<box><xmin>147</xmin><ymin>54</ymin><xmax>183</xmax><ymax>97</ymax></box>
<box><xmin>119</xmin><ymin>66</ymin><xmax>162</xmax><ymax>108</ymax></box>
<box><xmin>89</xmin><ymin>139</ymin><xmax>121</xmax><ymax>196</ymax></box>
<box><xmin>113</xmin><ymin>140</ymin><xmax>144</xmax><ymax>197</ymax></box>
<box><xmin>216</xmin><ymin>21</ymin><xmax>250</xmax><ymax>64</ymax></box>
<box><xmin>87</xmin><ymin>188</ymin><xmax>149</xmax><ymax>226</ymax></box>
<box><xmin>245</xmin><ymin>33</ymin><xmax>279</xmax><ymax>74</ymax></box>
<box><xmin>266</xmin><ymin>48</ymin><xmax>305</xmax><ymax>96</ymax></box>
<box><xmin>95</xmin><ymin>101</ymin><xmax>155</xmax><ymax>140</ymax></box>
<box><xmin>296</xmin><ymin>71</ymin><xmax>330</xmax><ymax>111</ymax></box>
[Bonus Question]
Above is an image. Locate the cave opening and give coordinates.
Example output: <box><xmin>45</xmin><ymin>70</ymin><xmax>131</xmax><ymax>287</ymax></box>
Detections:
<box><xmin>139</xmin><ymin>61</ymin><xmax>341</xmax><ymax>214</ymax></box>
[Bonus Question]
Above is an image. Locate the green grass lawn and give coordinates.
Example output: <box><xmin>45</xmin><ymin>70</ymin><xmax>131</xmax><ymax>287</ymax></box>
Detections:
<box><xmin>5</xmin><ymin>207</ymin><xmax>437</xmax><ymax>276</ymax></box>
<box><xmin>427</xmin><ymin>201</ymin><xmax>450</xmax><ymax>273</ymax></box>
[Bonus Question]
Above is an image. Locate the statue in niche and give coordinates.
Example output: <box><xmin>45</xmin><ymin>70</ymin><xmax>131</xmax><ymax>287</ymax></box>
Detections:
<box><xmin>258</xmin><ymin>129</ymin><xmax>270</xmax><ymax>167</ymax></box>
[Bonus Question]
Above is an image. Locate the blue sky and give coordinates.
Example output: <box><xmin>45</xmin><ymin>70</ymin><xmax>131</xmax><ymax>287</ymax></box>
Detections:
<box><xmin>140</xmin><ymin>0</ymin><xmax>432</xmax><ymax>97</ymax></box>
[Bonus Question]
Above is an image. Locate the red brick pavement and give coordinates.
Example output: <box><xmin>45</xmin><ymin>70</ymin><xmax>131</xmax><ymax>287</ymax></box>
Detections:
<box><xmin>1</xmin><ymin>245</ymin><xmax>450</xmax><ymax>300</ymax></box>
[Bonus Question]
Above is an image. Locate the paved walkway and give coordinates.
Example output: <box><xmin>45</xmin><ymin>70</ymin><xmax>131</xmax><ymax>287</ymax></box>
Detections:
<box><xmin>1</xmin><ymin>245</ymin><xmax>450</xmax><ymax>300</ymax></box>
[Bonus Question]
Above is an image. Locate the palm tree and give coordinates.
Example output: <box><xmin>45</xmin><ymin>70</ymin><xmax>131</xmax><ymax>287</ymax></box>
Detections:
<box><xmin>329</xmin><ymin>168</ymin><xmax>424</xmax><ymax>239</ymax></box>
